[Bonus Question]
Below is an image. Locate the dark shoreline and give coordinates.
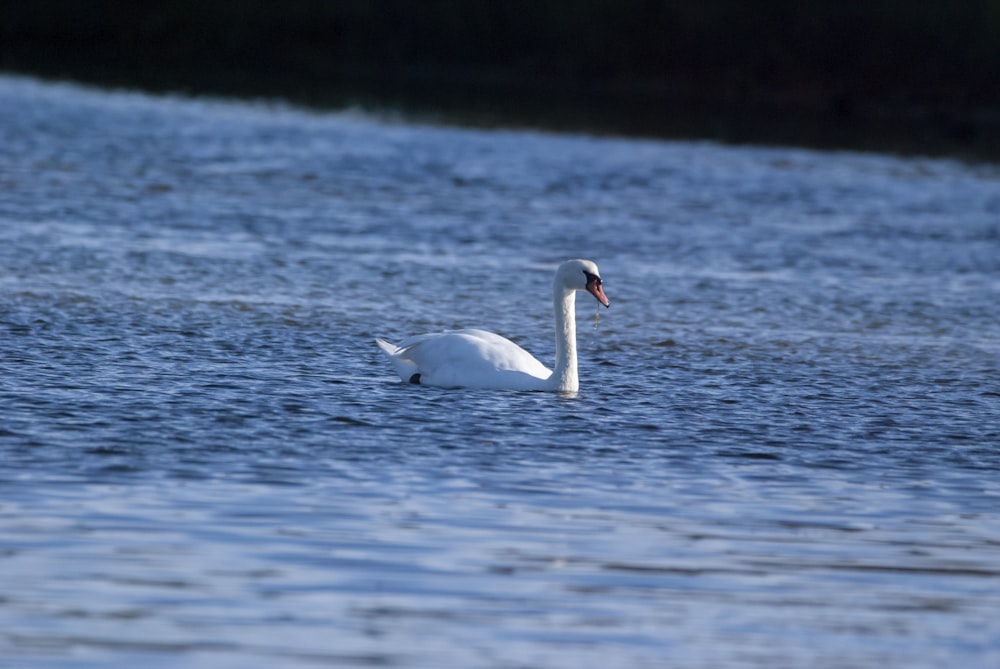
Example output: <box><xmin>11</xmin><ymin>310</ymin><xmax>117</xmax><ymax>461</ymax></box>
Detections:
<box><xmin>4</xmin><ymin>1</ymin><xmax>1000</xmax><ymax>160</ymax></box>
<box><xmin>9</xmin><ymin>61</ymin><xmax>999</xmax><ymax>163</ymax></box>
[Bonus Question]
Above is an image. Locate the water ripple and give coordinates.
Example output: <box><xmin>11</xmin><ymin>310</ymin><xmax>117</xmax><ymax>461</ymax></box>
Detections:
<box><xmin>1</xmin><ymin>75</ymin><xmax>999</xmax><ymax>669</ymax></box>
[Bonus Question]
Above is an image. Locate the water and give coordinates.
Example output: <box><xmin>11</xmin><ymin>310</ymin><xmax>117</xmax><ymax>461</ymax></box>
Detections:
<box><xmin>1</xmin><ymin>74</ymin><xmax>999</xmax><ymax>668</ymax></box>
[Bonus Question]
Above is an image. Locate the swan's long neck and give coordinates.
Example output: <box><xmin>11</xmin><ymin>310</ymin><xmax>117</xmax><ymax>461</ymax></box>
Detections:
<box><xmin>551</xmin><ymin>285</ymin><xmax>578</xmax><ymax>392</ymax></box>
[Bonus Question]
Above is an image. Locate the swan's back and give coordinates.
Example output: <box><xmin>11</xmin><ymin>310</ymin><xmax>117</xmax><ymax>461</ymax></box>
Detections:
<box><xmin>377</xmin><ymin>329</ymin><xmax>553</xmax><ymax>390</ymax></box>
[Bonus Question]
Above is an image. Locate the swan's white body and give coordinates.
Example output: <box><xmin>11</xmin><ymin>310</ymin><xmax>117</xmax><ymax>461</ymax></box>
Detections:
<box><xmin>376</xmin><ymin>259</ymin><xmax>610</xmax><ymax>392</ymax></box>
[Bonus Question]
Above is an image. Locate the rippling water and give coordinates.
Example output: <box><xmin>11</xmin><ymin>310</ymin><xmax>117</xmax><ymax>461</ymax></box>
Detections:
<box><xmin>2</xmin><ymin>75</ymin><xmax>999</xmax><ymax>668</ymax></box>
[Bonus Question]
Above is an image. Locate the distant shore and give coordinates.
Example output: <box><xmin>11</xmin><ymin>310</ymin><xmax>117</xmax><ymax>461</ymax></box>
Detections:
<box><xmin>4</xmin><ymin>1</ymin><xmax>999</xmax><ymax>159</ymax></box>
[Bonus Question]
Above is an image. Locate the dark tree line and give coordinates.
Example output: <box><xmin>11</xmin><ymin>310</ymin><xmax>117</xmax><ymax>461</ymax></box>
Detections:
<box><xmin>3</xmin><ymin>1</ymin><xmax>999</xmax><ymax>154</ymax></box>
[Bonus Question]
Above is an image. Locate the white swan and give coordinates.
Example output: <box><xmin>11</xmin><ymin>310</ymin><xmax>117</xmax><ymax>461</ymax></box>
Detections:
<box><xmin>376</xmin><ymin>259</ymin><xmax>610</xmax><ymax>391</ymax></box>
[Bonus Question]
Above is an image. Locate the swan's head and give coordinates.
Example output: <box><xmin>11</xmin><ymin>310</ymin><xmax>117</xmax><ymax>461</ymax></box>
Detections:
<box><xmin>557</xmin><ymin>259</ymin><xmax>610</xmax><ymax>308</ymax></box>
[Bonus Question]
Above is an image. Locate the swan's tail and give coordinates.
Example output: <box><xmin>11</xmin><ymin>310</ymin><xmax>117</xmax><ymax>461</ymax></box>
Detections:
<box><xmin>375</xmin><ymin>338</ymin><xmax>400</xmax><ymax>356</ymax></box>
<box><xmin>375</xmin><ymin>338</ymin><xmax>417</xmax><ymax>382</ymax></box>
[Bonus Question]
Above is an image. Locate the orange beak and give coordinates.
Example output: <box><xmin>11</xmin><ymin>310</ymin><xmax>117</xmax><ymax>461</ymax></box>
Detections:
<box><xmin>587</xmin><ymin>279</ymin><xmax>610</xmax><ymax>308</ymax></box>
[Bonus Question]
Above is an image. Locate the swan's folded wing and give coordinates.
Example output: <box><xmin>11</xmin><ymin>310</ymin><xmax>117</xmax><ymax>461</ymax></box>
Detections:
<box><xmin>397</xmin><ymin>329</ymin><xmax>552</xmax><ymax>388</ymax></box>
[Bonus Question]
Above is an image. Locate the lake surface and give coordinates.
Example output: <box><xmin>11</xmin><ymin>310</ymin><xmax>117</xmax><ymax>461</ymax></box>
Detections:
<box><xmin>1</xmin><ymin>74</ymin><xmax>999</xmax><ymax>668</ymax></box>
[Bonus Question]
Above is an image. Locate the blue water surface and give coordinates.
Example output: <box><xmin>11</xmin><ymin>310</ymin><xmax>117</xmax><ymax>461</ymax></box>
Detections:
<box><xmin>1</xmin><ymin>75</ymin><xmax>999</xmax><ymax>668</ymax></box>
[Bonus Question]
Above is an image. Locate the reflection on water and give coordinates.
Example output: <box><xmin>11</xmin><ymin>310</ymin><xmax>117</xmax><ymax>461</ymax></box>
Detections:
<box><xmin>1</xmin><ymin>75</ymin><xmax>999</xmax><ymax>668</ymax></box>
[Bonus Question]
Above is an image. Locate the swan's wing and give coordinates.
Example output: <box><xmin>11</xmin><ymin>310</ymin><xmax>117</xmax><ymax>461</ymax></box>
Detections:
<box><xmin>383</xmin><ymin>329</ymin><xmax>552</xmax><ymax>389</ymax></box>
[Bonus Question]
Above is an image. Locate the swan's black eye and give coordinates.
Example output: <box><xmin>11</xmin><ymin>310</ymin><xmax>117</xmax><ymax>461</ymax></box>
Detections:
<box><xmin>584</xmin><ymin>271</ymin><xmax>601</xmax><ymax>286</ymax></box>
